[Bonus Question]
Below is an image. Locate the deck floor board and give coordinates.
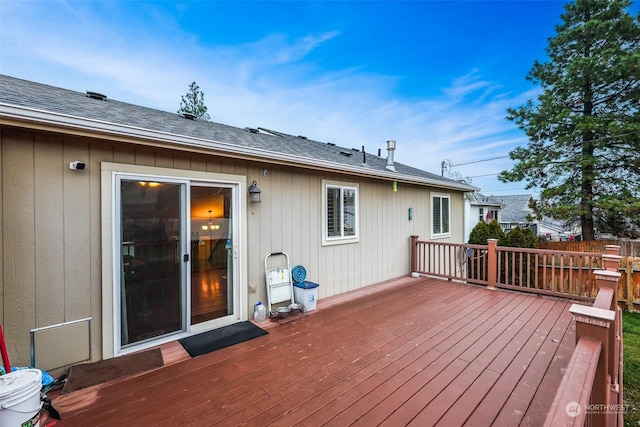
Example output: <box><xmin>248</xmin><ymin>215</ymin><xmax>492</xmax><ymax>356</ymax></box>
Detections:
<box><xmin>42</xmin><ymin>276</ymin><xmax>577</xmax><ymax>427</ymax></box>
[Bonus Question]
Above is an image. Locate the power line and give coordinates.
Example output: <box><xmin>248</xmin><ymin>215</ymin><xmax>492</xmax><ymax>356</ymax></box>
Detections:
<box><xmin>468</xmin><ymin>173</ymin><xmax>500</xmax><ymax>178</ymax></box>
<box><xmin>448</xmin><ymin>129</ymin><xmax>640</xmax><ymax>169</ymax></box>
<box><xmin>452</xmin><ymin>155</ymin><xmax>510</xmax><ymax>167</ymax></box>
<box><xmin>441</xmin><ymin>155</ymin><xmax>510</xmax><ymax>176</ymax></box>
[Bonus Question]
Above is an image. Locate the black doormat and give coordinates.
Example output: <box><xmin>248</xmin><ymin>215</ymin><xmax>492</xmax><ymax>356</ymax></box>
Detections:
<box><xmin>62</xmin><ymin>348</ymin><xmax>164</xmax><ymax>393</ymax></box>
<box><xmin>179</xmin><ymin>321</ymin><xmax>268</xmax><ymax>357</ymax></box>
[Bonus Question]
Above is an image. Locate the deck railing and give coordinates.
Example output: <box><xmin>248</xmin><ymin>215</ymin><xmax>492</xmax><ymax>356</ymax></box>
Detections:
<box><xmin>410</xmin><ymin>236</ymin><xmax>606</xmax><ymax>301</ymax></box>
<box><xmin>409</xmin><ymin>236</ymin><xmax>624</xmax><ymax>426</ymax></box>
<box><xmin>544</xmin><ymin>251</ymin><xmax>624</xmax><ymax>427</ymax></box>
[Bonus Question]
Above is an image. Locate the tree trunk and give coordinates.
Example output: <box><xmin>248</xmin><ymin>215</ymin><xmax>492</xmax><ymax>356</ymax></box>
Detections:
<box><xmin>581</xmin><ymin>27</ymin><xmax>596</xmax><ymax>242</ymax></box>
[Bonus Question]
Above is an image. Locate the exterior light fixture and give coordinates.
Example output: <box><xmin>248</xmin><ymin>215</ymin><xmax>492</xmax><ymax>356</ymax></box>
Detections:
<box><xmin>248</xmin><ymin>181</ymin><xmax>261</xmax><ymax>203</ymax></box>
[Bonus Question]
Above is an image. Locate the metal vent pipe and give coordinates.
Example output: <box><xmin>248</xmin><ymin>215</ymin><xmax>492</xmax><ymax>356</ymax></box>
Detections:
<box><xmin>386</xmin><ymin>140</ymin><xmax>396</xmax><ymax>171</ymax></box>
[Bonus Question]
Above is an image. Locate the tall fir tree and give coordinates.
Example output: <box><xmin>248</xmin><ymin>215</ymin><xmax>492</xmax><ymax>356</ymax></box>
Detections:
<box><xmin>500</xmin><ymin>0</ymin><xmax>640</xmax><ymax>241</ymax></box>
<box><xmin>177</xmin><ymin>81</ymin><xmax>210</xmax><ymax>121</ymax></box>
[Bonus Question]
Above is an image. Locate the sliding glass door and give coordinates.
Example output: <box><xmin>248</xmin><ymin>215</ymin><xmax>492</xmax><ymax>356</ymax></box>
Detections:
<box><xmin>116</xmin><ymin>176</ymin><xmax>237</xmax><ymax>350</ymax></box>
<box><xmin>118</xmin><ymin>179</ymin><xmax>185</xmax><ymax>346</ymax></box>
<box><xmin>189</xmin><ymin>185</ymin><xmax>234</xmax><ymax>326</ymax></box>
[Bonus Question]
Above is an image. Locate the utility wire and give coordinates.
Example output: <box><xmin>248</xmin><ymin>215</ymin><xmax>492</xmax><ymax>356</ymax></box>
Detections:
<box><xmin>468</xmin><ymin>173</ymin><xmax>501</xmax><ymax>178</ymax></box>
<box><xmin>449</xmin><ymin>129</ymin><xmax>640</xmax><ymax>168</ymax></box>
<box><xmin>451</xmin><ymin>155</ymin><xmax>510</xmax><ymax>167</ymax></box>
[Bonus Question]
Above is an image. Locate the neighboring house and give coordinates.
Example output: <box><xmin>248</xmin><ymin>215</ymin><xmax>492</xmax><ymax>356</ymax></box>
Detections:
<box><xmin>496</xmin><ymin>194</ymin><xmax>536</xmax><ymax>234</ymax></box>
<box><xmin>538</xmin><ymin>218</ymin><xmax>573</xmax><ymax>241</ymax></box>
<box><xmin>495</xmin><ymin>194</ymin><xmax>572</xmax><ymax>240</ymax></box>
<box><xmin>0</xmin><ymin>75</ymin><xmax>476</xmax><ymax>368</ymax></box>
<box><xmin>495</xmin><ymin>194</ymin><xmax>538</xmax><ymax>235</ymax></box>
<box><xmin>463</xmin><ymin>192</ymin><xmax>504</xmax><ymax>242</ymax></box>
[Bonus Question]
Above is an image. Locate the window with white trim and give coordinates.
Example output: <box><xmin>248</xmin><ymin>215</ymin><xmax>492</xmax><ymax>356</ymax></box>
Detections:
<box><xmin>432</xmin><ymin>194</ymin><xmax>450</xmax><ymax>237</ymax></box>
<box><xmin>478</xmin><ymin>207</ymin><xmax>484</xmax><ymax>223</ymax></box>
<box><xmin>323</xmin><ymin>181</ymin><xmax>358</xmax><ymax>244</ymax></box>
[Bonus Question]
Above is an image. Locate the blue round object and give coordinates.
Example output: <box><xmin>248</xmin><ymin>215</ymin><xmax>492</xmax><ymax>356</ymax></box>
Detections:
<box><xmin>291</xmin><ymin>265</ymin><xmax>307</xmax><ymax>283</ymax></box>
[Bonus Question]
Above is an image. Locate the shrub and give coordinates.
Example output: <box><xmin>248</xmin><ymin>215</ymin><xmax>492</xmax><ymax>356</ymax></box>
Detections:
<box><xmin>467</xmin><ymin>220</ymin><xmax>505</xmax><ymax>282</ymax></box>
<box><xmin>501</xmin><ymin>226</ymin><xmax>537</xmax><ymax>287</ymax></box>
<box><xmin>468</xmin><ymin>220</ymin><xmax>505</xmax><ymax>244</ymax></box>
<box><xmin>503</xmin><ymin>226</ymin><xmax>537</xmax><ymax>249</ymax></box>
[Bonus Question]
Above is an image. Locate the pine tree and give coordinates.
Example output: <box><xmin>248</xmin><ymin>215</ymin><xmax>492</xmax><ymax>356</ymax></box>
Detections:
<box><xmin>177</xmin><ymin>81</ymin><xmax>210</xmax><ymax>120</ymax></box>
<box><xmin>500</xmin><ymin>0</ymin><xmax>640</xmax><ymax>241</ymax></box>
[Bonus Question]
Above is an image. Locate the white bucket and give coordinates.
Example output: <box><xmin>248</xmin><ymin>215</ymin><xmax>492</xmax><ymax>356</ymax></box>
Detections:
<box><xmin>0</xmin><ymin>369</ymin><xmax>42</xmax><ymax>427</ymax></box>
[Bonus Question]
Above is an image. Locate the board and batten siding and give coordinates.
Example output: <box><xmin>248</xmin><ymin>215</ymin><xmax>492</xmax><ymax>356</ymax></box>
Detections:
<box><xmin>1</xmin><ymin>126</ymin><xmax>465</xmax><ymax>368</ymax></box>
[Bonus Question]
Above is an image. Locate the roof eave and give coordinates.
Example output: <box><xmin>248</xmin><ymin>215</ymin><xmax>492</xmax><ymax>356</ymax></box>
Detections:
<box><xmin>0</xmin><ymin>103</ymin><xmax>476</xmax><ymax>192</ymax></box>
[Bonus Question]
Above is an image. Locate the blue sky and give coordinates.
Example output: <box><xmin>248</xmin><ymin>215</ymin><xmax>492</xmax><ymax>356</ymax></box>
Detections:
<box><xmin>3</xmin><ymin>0</ymin><xmax>631</xmax><ymax>194</ymax></box>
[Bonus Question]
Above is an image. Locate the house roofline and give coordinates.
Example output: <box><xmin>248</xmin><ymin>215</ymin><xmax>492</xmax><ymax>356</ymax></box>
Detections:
<box><xmin>1</xmin><ymin>103</ymin><xmax>477</xmax><ymax>192</ymax></box>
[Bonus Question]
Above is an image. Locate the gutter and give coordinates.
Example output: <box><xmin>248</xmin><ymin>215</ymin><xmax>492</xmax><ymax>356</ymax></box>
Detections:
<box><xmin>0</xmin><ymin>103</ymin><xmax>478</xmax><ymax>193</ymax></box>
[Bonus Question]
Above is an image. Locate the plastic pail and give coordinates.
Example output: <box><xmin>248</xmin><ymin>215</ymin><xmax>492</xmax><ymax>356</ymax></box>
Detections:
<box><xmin>0</xmin><ymin>369</ymin><xmax>42</xmax><ymax>427</ymax></box>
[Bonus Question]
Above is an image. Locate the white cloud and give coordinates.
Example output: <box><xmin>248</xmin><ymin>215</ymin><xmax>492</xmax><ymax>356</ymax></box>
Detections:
<box><xmin>0</xmin><ymin>0</ymin><xmax>535</xmax><ymax>194</ymax></box>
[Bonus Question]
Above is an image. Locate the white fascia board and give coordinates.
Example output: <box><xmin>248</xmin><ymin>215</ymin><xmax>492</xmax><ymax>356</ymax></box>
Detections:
<box><xmin>1</xmin><ymin>103</ymin><xmax>477</xmax><ymax>192</ymax></box>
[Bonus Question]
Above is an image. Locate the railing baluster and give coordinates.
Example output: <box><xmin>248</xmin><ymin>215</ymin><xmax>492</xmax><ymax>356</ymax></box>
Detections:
<box><xmin>551</xmin><ymin>253</ymin><xmax>556</xmax><ymax>293</ymax></box>
<box><xmin>511</xmin><ymin>250</ymin><xmax>516</xmax><ymax>286</ymax></box>
<box><xmin>559</xmin><ymin>254</ymin><xmax>564</xmax><ymax>294</ymax></box>
<box><xmin>518</xmin><ymin>250</ymin><xmax>523</xmax><ymax>287</ymax></box>
<box><xmin>569</xmin><ymin>255</ymin><xmax>574</xmax><ymax>296</ymax></box>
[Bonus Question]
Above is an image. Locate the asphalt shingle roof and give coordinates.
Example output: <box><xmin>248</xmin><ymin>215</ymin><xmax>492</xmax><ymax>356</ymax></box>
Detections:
<box><xmin>493</xmin><ymin>194</ymin><xmax>534</xmax><ymax>223</ymax></box>
<box><xmin>471</xmin><ymin>193</ymin><xmax>504</xmax><ymax>207</ymax></box>
<box><xmin>0</xmin><ymin>74</ymin><xmax>474</xmax><ymax>191</ymax></box>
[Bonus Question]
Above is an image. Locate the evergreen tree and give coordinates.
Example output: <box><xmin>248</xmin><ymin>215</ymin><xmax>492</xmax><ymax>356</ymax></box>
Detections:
<box><xmin>467</xmin><ymin>220</ymin><xmax>505</xmax><ymax>283</ymax></box>
<box><xmin>504</xmin><ymin>226</ymin><xmax>538</xmax><ymax>249</ymax></box>
<box><xmin>500</xmin><ymin>0</ymin><xmax>640</xmax><ymax>241</ymax></box>
<box><xmin>468</xmin><ymin>220</ymin><xmax>505</xmax><ymax>244</ymax></box>
<box><xmin>502</xmin><ymin>226</ymin><xmax>538</xmax><ymax>287</ymax></box>
<box><xmin>177</xmin><ymin>81</ymin><xmax>210</xmax><ymax>120</ymax></box>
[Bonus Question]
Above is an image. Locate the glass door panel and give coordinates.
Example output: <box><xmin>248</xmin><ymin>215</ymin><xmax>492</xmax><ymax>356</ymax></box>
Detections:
<box><xmin>190</xmin><ymin>185</ymin><xmax>234</xmax><ymax>325</ymax></box>
<box><xmin>120</xmin><ymin>180</ymin><xmax>184</xmax><ymax>346</ymax></box>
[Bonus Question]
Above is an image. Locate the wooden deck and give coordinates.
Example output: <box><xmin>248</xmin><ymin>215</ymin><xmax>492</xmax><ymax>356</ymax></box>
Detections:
<box><xmin>42</xmin><ymin>276</ymin><xmax>579</xmax><ymax>426</ymax></box>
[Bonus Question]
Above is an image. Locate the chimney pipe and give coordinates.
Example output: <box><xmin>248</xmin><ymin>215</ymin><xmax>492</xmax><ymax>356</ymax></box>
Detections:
<box><xmin>386</xmin><ymin>140</ymin><xmax>396</xmax><ymax>171</ymax></box>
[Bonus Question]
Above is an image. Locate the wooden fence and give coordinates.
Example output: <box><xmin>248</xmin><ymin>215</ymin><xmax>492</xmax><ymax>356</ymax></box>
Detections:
<box><xmin>539</xmin><ymin>240</ymin><xmax>640</xmax><ymax>311</ymax></box>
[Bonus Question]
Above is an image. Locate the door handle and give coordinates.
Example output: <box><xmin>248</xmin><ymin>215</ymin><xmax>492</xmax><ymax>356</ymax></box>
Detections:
<box><xmin>183</xmin><ymin>254</ymin><xmax>190</xmax><ymax>262</ymax></box>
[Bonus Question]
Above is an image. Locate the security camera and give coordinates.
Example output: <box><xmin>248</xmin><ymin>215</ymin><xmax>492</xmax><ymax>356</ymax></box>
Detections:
<box><xmin>69</xmin><ymin>161</ymin><xmax>86</xmax><ymax>170</ymax></box>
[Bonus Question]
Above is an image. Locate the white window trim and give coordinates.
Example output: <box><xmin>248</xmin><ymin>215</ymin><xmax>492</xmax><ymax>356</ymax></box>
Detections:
<box><xmin>100</xmin><ymin>162</ymin><xmax>248</xmax><ymax>359</ymax></box>
<box><xmin>322</xmin><ymin>179</ymin><xmax>359</xmax><ymax>246</ymax></box>
<box><xmin>431</xmin><ymin>193</ymin><xmax>451</xmax><ymax>239</ymax></box>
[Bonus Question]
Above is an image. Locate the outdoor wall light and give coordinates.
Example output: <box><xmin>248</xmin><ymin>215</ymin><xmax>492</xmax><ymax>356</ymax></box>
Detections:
<box><xmin>248</xmin><ymin>181</ymin><xmax>262</xmax><ymax>203</ymax></box>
